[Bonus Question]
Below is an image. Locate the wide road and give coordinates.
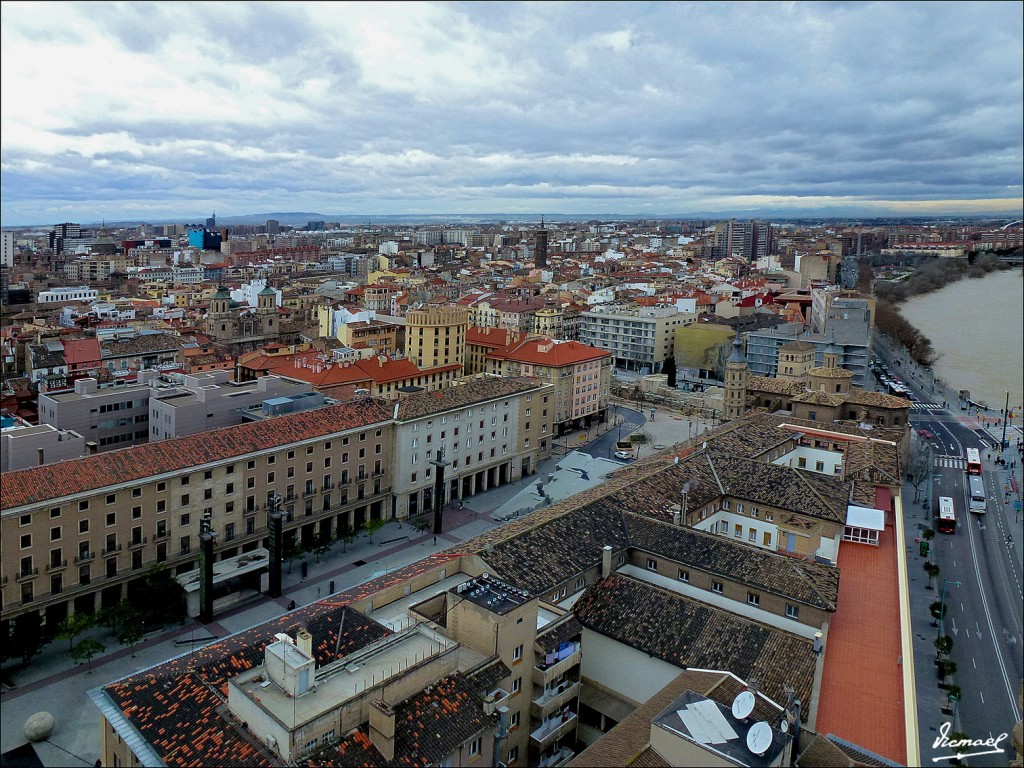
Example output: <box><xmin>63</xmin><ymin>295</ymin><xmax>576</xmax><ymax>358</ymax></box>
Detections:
<box><xmin>874</xmin><ymin>338</ymin><xmax>1022</xmax><ymax>764</ymax></box>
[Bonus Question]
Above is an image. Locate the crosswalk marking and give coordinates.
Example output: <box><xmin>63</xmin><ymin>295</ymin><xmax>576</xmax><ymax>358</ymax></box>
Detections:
<box><xmin>911</xmin><ymin>403</ymin><xmax>946</xmax><ymax>412</ymax></box>
<box><xmin>934</xmin><ymin>457</ymin><xmax>966</xmax><ymax>469</ymax></box>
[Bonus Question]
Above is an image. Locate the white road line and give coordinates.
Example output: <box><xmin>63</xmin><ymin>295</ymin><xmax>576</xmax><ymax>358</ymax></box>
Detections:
<box><xmin>972</xmin><ymin>657</ymin><xmax>977</xmax><ymax>668</ymax></box>
<box><xmin>980</xmin><ymin>691</ymin><xmax>985</xmax><ymax>704</ymax></box>
<box><xmin>966</xmin><ymin>506</ymin><xmax>1022</xmax><ymax>721</ymax></box>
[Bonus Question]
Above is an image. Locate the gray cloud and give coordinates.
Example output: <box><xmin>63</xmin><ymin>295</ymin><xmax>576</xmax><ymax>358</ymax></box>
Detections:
<box><xmin>1</xmin><ymin>1</ymin><xmax>1021</xmax><ymax>224</ymax></box>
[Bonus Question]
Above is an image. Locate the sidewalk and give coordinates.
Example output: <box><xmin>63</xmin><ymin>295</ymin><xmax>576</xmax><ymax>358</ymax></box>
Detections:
<box><xmin>0</xmin><ymin>413</ymin><xmax>664</xmax><ymax>766</ymax></box>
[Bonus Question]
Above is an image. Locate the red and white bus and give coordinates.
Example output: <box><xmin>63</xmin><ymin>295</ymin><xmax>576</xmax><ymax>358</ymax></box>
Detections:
<box><xmin>965</xmin><ymin>447</ymin><xmax>982</xmax><ymax>475</ymax></box>
<box><xmin>938</xmin><ymin>496</ymin><xmax>957</xmax><ymax>533</ymax></box>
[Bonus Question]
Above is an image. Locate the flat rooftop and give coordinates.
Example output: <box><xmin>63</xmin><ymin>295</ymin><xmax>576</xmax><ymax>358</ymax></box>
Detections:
<box><xmin>452</xmin><ymin>574</ymin><xmax>531</xmax><ymax>615</ymax></box>
<box><xmin>652</xmin><ymin>689</ymin><xmax>787</xmax><ymax>767</ymax></box>
<box><xmin>232</xmin><ymin>624</ymin><xmax>457</xmax><ymax>729</ymax></box>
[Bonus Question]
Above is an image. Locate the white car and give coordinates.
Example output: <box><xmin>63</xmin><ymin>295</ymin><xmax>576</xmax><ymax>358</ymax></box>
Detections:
<box><xmin>614</xmin><ymin>450</ymin><xmax>634</xmax><ymax>460</ymax></box>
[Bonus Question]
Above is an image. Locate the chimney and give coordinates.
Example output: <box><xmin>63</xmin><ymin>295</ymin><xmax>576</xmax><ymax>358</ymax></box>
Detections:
<box><xmin>601</xmin><ymin>545</ymin><xmax>613</xmax><ymax>579</ymax></box>
<box><xmin>368</xmin><ymin>700</ymin><xmax>396</xmax><ymax>762</ymax></box>
<box><xmin>296</xmin><ymin>627</ymin><xmax>313</xmax><ymax>657</ymax></box>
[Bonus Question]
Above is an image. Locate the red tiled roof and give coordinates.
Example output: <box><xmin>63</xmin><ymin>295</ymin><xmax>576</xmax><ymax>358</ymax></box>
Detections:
<box><xmin>815</xmin><ymin>526</ymin><xmax>906</xmax><ymax>764</ymax></box>
<box><xmin>1</xmin><ymin>400</ymin><xmax>392</xmax><ymax>510</ymax></box>
<box><xmin>62</xmin><ymin>337</ymin><xmax>103</xmax><ymax>365</ymax></box>
<box><xmin>502</xmin><ymin>338</ymin><xmax>610</xmax><ymax>367</ymax></box>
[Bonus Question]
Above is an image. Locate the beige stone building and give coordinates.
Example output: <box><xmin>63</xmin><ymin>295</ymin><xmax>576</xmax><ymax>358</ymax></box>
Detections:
<box><xmin>405</xmin><ymin>304</ymin><xmax>468</xmax><ymax>369</ymax></box>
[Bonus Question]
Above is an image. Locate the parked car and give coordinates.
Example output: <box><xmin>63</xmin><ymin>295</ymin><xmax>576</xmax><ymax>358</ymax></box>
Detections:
<box><xmin>917</xmin><ymin>428</ymin><xmax>935</xmax><ymax>439</ymax></box>
<box><xmin>614</xmin><ymin>450</ymin><xmax>634</xmax><ymax>460</ymax></box>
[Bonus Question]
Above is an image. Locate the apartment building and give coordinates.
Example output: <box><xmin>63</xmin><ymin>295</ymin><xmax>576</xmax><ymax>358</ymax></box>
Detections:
<box><xmin>85</xmin><ymin>409</ymin><xmax>910</xmax><ymax>768</ymax></box>
<box><xmin>148</xmin><ymin>371</ymin><xmax>316</xmax><ymax>440</ymax></box>
<box><xmin>494</xmin><ymin>340</ymin><xmax>612</xmax><ymax>434</ymax></box>
<box><xmin>38</xmin><ymin>376</ymin><xmax>162</xmax><ymax>451</ymax></box>
<box><xmin>405</xmin><ymin>304</ymin><xmax>468</xmax><ymax>369</ymax></box>
<box><xmin>579</xmin><ymin>304</ymin><xmax>689</xmax><ymax>374</ymax></box>
<box><xmin>1</xmin><ymin>400</ymin><xmax>393</xmax><ymax>633</ymax></box>
<box><xmin>0</xmin><ymin>415</ymin><xmax>86</xmax><ymax>471</ymax></box>
<box><xmin>390</xmin><ymin>377</ymin><xmax>554</xmax><ymax>519</ymax></box>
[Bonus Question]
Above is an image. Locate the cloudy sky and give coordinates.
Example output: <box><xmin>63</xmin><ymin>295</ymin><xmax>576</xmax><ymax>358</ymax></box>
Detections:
<box><xmin>2</xmin><ymin>1</ymin><xmax>1022</xmax><ymax>225</ymax></box>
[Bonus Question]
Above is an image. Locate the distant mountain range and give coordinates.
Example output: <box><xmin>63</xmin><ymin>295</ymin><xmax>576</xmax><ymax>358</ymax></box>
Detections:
<box><xmin>10</xmin><ymin>208</ymin><xmax>1023</xmax><ymax>230</ymax></box>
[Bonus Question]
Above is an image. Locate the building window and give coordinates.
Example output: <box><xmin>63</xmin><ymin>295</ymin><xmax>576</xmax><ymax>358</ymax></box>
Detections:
<box><xmin>749</xmin><ymin>529</ymin><xmax>756</xmax><ymax>542</ymax></box>
<box><xmin>747</xmin><ymin>592</ymin><xmax>760</xmax><ymax>606</ymax></box>
<box><xmin>763</xmin><ymin>531</ymin><xmax>772</xmax><ymax>546</ymax></box>
<box><xmin>734</xmin><ymin>524</ymin><xmax>742</xmax><ymax>538</ymax></box>
<box><xmin>678</xmin><ymin>569</ymin><xmax>689</xmax><ymax>583</ymax></box>
<box><xmin>712</xmin><ymin>581</ymin><xmax>723</xmax><ymax>594</ymax></box>
<box><xmin>508</xmin><ymin>745</ymin><xmax>519</xmax><ymax>763</ymax></box>
<box><xmin>511</xmin><ymin>677</ymin><xmax>521</xmax><ymax>695</ymax></box>
<box><xmin>576</xmin><ymin>576</ymin><xmax>585</xmax><ymax>590</ymax></box>
<box><xmin>513</xmin><ymin>644</ymin><xmax>523</xmax><ymax>662</ymax></box>
<box><xmin>468</xmin><ymin>737</ymin><xmax>482</xmax><ymax>757</ymax></box>
<box><xmin>646</xmin><ymin>558</ymin><xmax>657</xmax><ymax>571</ymax></box>
<box><xmin>509</xmin><ymin>712</ymin><xmax>520</xmax><ymax>731</ymax></box>
<box><xmin>815</xmin><ymin>460</ymin><xmax>825</xmax><ymax>472</ymax></box>
<box><xmin>786</xmin><ymin>603</ymin><xmax>800</xmax><ymax>619</ymax></box>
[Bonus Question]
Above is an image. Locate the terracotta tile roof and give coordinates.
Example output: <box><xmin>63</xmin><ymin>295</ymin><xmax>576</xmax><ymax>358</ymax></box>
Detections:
<box><xmin>307</xmin><ymin>666</ymin><xmax>503</xmax><ymax>767</ymax></box>
<box><xmin>536</xmin><ymin>615</ymin><xmax>584</xmax><ymax>654</ymax></box>
<box><xmin>814</xmin><ymin>525</ymin><xmax>906</xmax><ymax>765</ymax></box>
<box><xmin>747</xmin><ymin>375</ymin><xmax>807</xmax><ymax>396</ymax></box>
<box><xmin>395</xmin><ymin>377</ymin><xmax>542</xmax><ymax>421</ymax></box>
<box><xmin>501</xmin><ymin>338</ymin><xmax>610</xmax><ymax>367</ymax></box>
<box><xmin>62</xmin><ymin>337</ymin><xmax>103</xmax><ymax>365</ymax></box>
<box><xmin>791</xmin><ymin>390</ymin><xmax>847</xmax><ymax>407</ymax></box>
<box><xmin>1</xmin><ymin>399</ymin><xmax>393</xmax><ymax>510</ymax></box>
<box><xmin>99</xmin><ymin>554</ymin><xmax>463</xmax><ymax>767</ymax></box>
<box><xmin>796</xmin><ymin>733</ymin><xmax>898</xmax><ymax>767</ymax></box>
<box><xmin>100</xmin><ymin>333</ymin><xmax>184</xmax><ymax>358</ymax></box>
<box><xmin>624</xmin><ymin>514</ymin><xmax>839</xmax><ymax>610</ymax></box>
<box><xmin>841</xmin><ymin>389</ymin><xmax>911</xmax><ymax>410</ymax></box>
<box><xmin>574</xmin><ymin>575</ymin><xmax>816</xmax><ymax>718</ymax></box>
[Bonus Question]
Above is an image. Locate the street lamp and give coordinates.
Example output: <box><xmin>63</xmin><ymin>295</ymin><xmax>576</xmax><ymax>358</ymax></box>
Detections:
<box><xmin>937</xmin><ymin>579</ymin><xmax>962</xmax><ymax>640</ymax></box>
<box><xmin>999</xmin><ymin>391</ymin><xmax>1010</xmax><ymax>451</ymax></box>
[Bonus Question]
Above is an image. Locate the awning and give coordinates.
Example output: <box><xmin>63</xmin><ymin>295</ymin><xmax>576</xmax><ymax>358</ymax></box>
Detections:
<box><xmin>845</xmin><ymin>505</ymin><xmax>884</xmax><ymax>531</ymax></box>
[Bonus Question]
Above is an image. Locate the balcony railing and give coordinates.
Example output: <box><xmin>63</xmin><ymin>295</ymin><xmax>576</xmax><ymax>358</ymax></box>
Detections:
<box><xmin>46</xmin><ymin>559</ymin><xmax>69</xmax><ymax>573</ymax></box>
<box><xmin>101</xmin><ymin>544</ymin><xmax>123</xmax><ymax>557</ymax></box>
<box><xmin>154</xmin><ymin>529</ymin><xmax>170</xmax><ymax>541</ymax></box>
<box><xmin>530</xmin><ymin>711</ymin><xmax>577</xmax><ymax>747</ymax></box>
<box><xmin>129</xmin><ymin>536</ymin><xmax>148</xmax><ymax>549</ymax></box>
<box><xmin>532</xmin><ymin>644</ymin><xmax>582</xmax><ymax>686</ymax></box>
<box><xmin>74</xmin><ymin>551</ymin><xmax>96</xmax><ymax>564</ymax></box>
<box><xmin>16</xmin><ymin>567</ymin><xmax>39</xmax><ymax>582</ymax></box>
<box><xmin>530</xmin><ymin>681</ymin><xmax>580</xmax><ymax>720</ymax></box>
<box><xmin>537</xmin><ymin>746</ymin><xmax>575</xmax><ymax>768</ymax></box>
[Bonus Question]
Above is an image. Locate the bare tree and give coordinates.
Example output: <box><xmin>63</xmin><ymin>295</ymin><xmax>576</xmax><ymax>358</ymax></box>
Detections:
<box><xmin>907</xmin><ymin>440</ymin><xmax>932</xmax><ymax>502</ymax></box>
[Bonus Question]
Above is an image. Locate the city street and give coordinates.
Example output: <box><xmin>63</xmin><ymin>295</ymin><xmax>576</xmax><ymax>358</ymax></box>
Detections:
<box><xmin>875</xmin><ymin>335</ymin><xmax>1023</xmax><ymax>765</ymax></box>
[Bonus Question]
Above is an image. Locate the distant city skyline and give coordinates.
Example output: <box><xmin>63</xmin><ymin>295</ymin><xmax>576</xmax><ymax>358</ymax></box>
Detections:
<box><xmin>1</xmin><ymin>2</ymin><xmax>1021</xmax><ymax>226</ymax></box>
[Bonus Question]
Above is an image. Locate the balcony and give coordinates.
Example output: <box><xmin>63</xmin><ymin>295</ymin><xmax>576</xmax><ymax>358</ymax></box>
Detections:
<box><xmin>101</xmin><ymin>544</ymin><xmax>122</xmax><ymax>557</ymax></box>
<box><xmin>530</xmin><ymin>711</ymin><xmax>577</xmax><ymax>748</ymax></box>
<box><xmin>16</xmin><ymin>567</ymin><xmax>39</xmax><ymax>582</ymax></box>
<box><xmin>532</xmin><ymin>644</ymin><xmax>582</xmax><ymax>687</ymax></box>
<box><xmin>74</xmin><ymin>551</ymin><xmax>95</xmax><ymax>564</ymax></box>
<box><xmin>45</xmin><ymin>559</ymin><xmax>69</xmax><ymax>573</ymax></box>
<box><xmin>321</xmin><ymin>482</ymin><xmax>335</xmax><ymax>492</ymax></box>
<box><xmin>537</xmin><ymin>746</ymin><xmax>575</xmax><ymax>768</ymax></box>
<box><xmin>302</xmin><ymin>487</ymin><xmax>315</xmax><ymax>498</ymax></box>
<box><xmin>129</xmin><ymin>536</ymin><xmax>148</xmax><ymax>549</ymax></box>
<box><xmin>531</xmin><ymin>681</ymin><xmax>580</xmax><ymax>720</ymax></box>
<box><xmin>154</xmin><ymin>529</ymin><xmax>171</xmax><ymax>541</ymax></box>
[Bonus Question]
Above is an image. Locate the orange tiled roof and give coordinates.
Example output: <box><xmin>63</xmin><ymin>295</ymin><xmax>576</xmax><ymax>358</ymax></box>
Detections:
<box><xmin>1</xmin><ymin>400</ymin><xmax>392</xmax><ymax>510</ymax></box>
<box><xmin>814</xmin><ymin>520</ymin><xmax>906</xmax><ymax>764</ymax></box>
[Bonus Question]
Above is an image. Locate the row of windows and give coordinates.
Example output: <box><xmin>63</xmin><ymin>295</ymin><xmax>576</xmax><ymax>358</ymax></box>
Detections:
<box><xmin>644</xmin><ymin>558</ymin><xmax>800</xmax><ymax>618</ymax></box>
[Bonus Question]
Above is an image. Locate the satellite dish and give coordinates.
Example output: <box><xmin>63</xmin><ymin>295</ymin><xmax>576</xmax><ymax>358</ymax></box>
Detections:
<box><xmin>779</xmin><ymin>719</ymin><xmax>789</xmax><ymax>734</ymax></box>
<box><xmin>746</xmin><ymin>722</ymin><xmax>773</xmax><ymax>755</ymax></box>
<box><xmin>731</xmin><ymin>690</ymin><xmax>756</xmax><ymax>720</ymax></box>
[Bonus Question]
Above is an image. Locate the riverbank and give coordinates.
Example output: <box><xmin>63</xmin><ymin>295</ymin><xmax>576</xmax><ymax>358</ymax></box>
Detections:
<box><xmin>898</xmin><ymin>269</ymin><xmax>1023</xmax><ymax>410</ymax></box>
